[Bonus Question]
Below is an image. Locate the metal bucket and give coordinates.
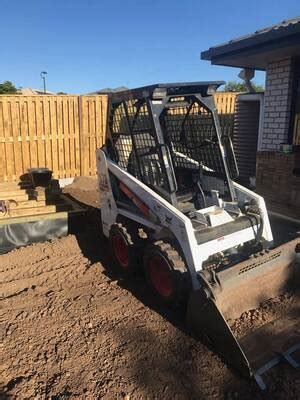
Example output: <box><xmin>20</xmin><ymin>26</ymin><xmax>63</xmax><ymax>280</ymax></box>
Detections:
<box><xmin>187</xmin><ymin>239</ymin><xmax>300</xmax><ymax>389</ymax></box>
<box><xmin>28</xmin><ymin>168</ymin><xmax>53</xmax><ymax>187</ymax></box>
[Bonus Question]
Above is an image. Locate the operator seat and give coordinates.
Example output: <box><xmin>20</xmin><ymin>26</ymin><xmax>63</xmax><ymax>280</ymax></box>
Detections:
<box><xmin>127</xmin><ymin>148</ymin><xmax>164</xmax><ymax>188</ymax></box>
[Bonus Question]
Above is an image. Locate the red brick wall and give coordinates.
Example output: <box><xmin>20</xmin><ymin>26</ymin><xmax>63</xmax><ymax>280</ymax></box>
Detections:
<box><xmin>256</xmin><ymin>152</ymin><xmax>300</xmax><ymax>215</ymax></box>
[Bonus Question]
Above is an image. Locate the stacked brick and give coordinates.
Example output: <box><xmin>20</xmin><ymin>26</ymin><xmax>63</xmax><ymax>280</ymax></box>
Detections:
<box><xmin>262</xmin><ymin>58</ymin><xmax>294</xmax><ymax>151</ymax></box>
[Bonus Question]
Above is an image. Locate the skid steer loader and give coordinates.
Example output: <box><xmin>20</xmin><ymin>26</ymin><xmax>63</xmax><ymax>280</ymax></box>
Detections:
<box><xmin>96</xmin><ymin>82</ymin><xmax>300</xmax><ymax>389</ymax></box>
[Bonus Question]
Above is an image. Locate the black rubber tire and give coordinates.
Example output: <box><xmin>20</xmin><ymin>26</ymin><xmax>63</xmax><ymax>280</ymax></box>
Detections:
<box><xmin>143</xmin><ymin>240</ymin><xmax>191</xmax><ymax>305</ymax></box>
<box><xmin>109</xmin><ymin>223</ymin><xmax>140</xmax><ymax>274</ymax></box>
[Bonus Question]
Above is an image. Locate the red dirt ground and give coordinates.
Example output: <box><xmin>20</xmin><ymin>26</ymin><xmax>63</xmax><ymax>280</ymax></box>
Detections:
<box><xmin>1</xmin><ymin>177</ymin><xmax>299</xmax><ymax>399</ymax></box>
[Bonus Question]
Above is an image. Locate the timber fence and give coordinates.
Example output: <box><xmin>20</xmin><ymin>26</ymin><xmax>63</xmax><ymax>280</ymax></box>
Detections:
<box><xmin>0</xmin><ymin>92</ymin><xmax>237</xmax><ymax>182</ymax></box>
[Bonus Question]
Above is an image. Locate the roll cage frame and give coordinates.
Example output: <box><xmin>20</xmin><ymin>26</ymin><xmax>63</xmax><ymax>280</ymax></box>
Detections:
<box><xmin>107</xmin><ymin>82</ymin><xmax>238</xmax><ymax>207</ymax></box>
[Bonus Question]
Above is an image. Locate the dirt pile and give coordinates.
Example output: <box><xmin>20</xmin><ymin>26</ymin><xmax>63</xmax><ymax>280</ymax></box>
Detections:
<box><xmin>1</xmin><ymin>233</ymin><xmax>300</xmax><ymax>398</ymax></box>
<box><xmin>231</xmin><ymin>292</ymin><xmax>296</xmax><ymax>338</ymax></box>
<box><xmin>63</xmin><ymin>176</ymin><xmax>100</xmax><ymax>208</ymax></box>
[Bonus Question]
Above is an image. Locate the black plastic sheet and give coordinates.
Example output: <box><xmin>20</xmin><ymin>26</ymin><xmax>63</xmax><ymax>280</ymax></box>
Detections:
<box><xmin>0</xmin><ymin>217</ymin><xmax>68</xmax><ymax>254</ymax></box>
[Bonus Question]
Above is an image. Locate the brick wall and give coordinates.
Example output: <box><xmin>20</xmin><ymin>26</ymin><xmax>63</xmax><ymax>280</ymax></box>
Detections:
<box><xmin>261</xmin><ymin>58</ymin><xmax>294</xmax><ymax>150</ymax></box>
<box><xmin>256</xmin><ymin>152</ymin><xmax>300</xmax><ymax>217</ymax></box>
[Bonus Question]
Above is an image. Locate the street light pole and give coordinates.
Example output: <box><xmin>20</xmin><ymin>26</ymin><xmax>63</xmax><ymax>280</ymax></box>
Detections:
<box><xmin>40</xmin><ymin>71</ymin><xmax>48</xmax><ymax>93</ymax></box>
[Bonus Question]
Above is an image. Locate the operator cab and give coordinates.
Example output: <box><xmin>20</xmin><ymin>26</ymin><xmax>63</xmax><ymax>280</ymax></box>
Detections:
<box><xmin>105</xmin><ymin>82</ymin><xmax>239</xmax><ymax>220</ymax></box>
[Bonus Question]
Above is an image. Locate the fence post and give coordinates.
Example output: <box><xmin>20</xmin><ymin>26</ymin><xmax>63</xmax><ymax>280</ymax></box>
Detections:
<box><xmin>78</xmin><ymin>96</ymin><xmax>89</xmax><ymax>176</ymax></box>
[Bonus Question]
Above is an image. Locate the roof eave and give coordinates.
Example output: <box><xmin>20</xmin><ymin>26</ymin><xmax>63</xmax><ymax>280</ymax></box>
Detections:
<box><xmin>201</xmin><ymin>32</ymin><xmax>300</xmax><ymax>70</ymax></box>
<box><xmin>201</xmin><ymin>21</ymin><xmax>300</xmax><ymax>62</ymax></box>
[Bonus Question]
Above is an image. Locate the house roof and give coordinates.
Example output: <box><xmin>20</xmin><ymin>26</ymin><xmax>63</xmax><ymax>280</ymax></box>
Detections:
<box><xmin>201</xmin><ymin>16</ymin><xmax>300</xmax><ymax>70</ymax></box>
<box><xmin>20</xmin><ymin>88</ymin><xmax>55</xmax><ymax>95</ymax></box>
<box><xmin>88</xmin><ymin>86</ymin><xmax>128</xmax><ymax>95</ymax></box>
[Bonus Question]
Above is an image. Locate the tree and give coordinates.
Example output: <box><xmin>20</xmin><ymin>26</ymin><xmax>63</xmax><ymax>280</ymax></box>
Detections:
<box><xmin>0</xmin><ymin>81</ymin><xmax>18</xmax><ymax>94</ymax></box>
<box><xmin>222</xmin><ymin>81</ymin><xmax>264</xmax><ymax>92</ymax></box>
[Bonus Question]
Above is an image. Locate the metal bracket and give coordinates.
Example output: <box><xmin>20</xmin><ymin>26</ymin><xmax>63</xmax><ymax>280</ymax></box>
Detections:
<box><xmin>254</xmin><ymin>357</ymin><xmax>280</xmax><ymax>390</ymax></box>
<box><xmin>282</xmin><ymin>343</ymin><xmax>300</xmax><ymax>368</ymax></box>
<box><xmin>254</xmin><ymin>342</ymin><xmax>300</xmax><ymax>390</ymax></box>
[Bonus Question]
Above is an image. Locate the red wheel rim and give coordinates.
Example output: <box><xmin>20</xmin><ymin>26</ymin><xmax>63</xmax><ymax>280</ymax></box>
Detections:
<box><xmin>148</xmin><ymin>255</ymin><xmax>174</xmax><ymax>298</ymax></box>
<box><xmin>112</xmin><ymin>233</ymin><xmax>130</xmax><ymax>268</ymax></box>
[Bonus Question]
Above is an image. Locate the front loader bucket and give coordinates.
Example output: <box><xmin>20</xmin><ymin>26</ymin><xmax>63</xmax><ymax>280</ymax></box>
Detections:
<box><xmin>187</xmin><ymin>239</ymin><xmax>300</xmax><ymax>389</ymax></box>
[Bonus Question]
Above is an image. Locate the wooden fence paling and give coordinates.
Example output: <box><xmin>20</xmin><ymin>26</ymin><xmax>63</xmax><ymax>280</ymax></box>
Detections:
<box><xmin>0</xmin><ymin>95</ymin><xmax>108</xmax><ymax>182</ymax></box>
<box><xmin>78</xmin><ymin>95</ymin><xmax>107</xmax><ymax>177</ymax></box>
<box><xmin>214</xmin><ymin>92</ymin><xmax>238</xmax><ymax>114</ymax></box>
<box><xmin>214</xmin><ymin>92</ymin><xmax>239</xmax><ymax>138</ymax></box>
<box><xmin>0</xmin><ymin>92</ymin><xmax>236</xmax><ymax>182</ymax></box>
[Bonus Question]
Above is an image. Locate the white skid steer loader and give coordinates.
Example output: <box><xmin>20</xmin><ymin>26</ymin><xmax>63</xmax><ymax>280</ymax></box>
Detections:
<box><xmin>96</xmin><ymin>82</ymin><xmax>300</xmax><ymax>389</ymax></box>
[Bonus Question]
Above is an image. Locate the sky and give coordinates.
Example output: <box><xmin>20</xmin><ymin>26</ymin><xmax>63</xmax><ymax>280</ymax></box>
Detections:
<box><xmin>0</xmin><ymin>0</ymin><xmax>299</xmax><ymax>94</ymax></box>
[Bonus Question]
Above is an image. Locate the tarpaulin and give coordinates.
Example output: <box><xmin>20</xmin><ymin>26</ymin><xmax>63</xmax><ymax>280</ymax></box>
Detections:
<box><xmin>0</xmin><ymin>217</ymin><xmax>68</xmax><ymax>254</ymax></box>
